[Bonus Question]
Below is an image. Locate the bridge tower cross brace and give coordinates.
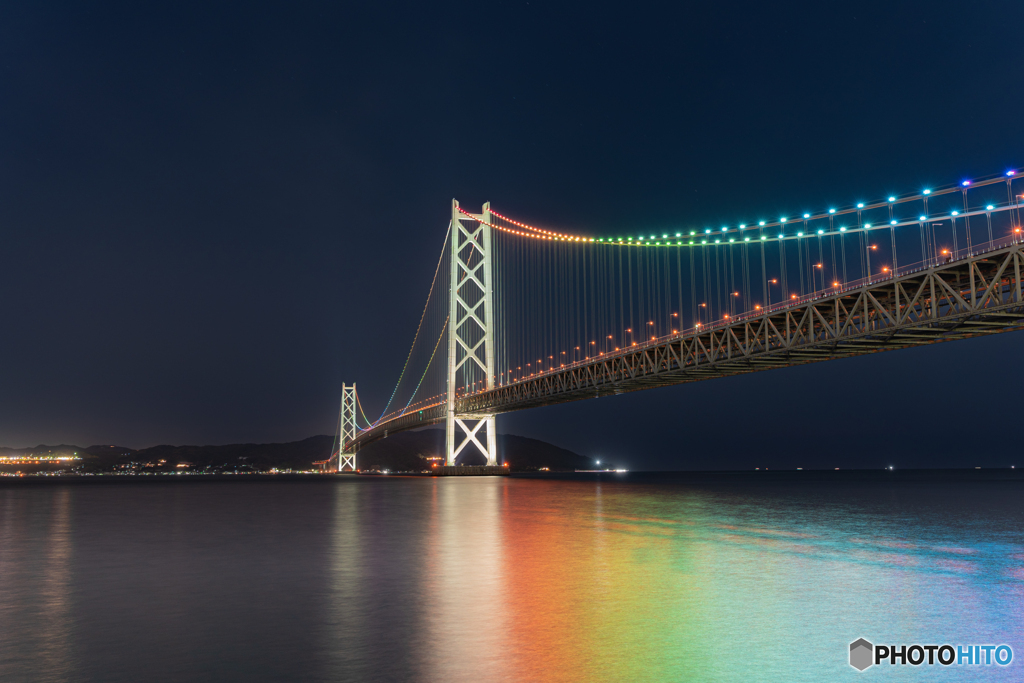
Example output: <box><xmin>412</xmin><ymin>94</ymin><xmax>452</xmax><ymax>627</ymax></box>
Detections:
<box><xmin>338</xmin><ymin>383</ymin><xmax>357</xmax><ymax>472</ymax></box>
<box><xmin>445</xmin><ymin>200</ymin><xmax>498</xmax><ymax>466</ymax></box>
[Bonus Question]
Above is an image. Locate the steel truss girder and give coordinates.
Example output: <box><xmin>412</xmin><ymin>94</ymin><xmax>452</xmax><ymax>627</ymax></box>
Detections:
<box><xmin>461</xmin><ymin>243</ymin><xmax>1024</xmax><ymax>415</ymax></box>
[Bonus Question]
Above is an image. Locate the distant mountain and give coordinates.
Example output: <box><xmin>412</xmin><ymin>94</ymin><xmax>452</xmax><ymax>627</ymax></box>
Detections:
<box><xmin>1</xmin><ymin>430</ymin><xmax>593</xmax><ymax>473</ymax></box>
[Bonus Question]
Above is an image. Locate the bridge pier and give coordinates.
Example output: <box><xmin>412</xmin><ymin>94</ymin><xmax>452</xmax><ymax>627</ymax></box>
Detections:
<box><xmin>434</xmin><ymin>464</ymin><xmax>509</xmax><ymax>476</ymax></box>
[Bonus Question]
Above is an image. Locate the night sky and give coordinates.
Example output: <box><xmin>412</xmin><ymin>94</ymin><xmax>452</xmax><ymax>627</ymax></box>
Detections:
<box><xmin>3</xmin><ymin>1</ymin><xmax>1024</xmax><ymax>469</ymax></box>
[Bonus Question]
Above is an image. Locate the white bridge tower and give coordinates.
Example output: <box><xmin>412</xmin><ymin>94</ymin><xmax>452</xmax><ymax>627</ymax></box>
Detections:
<box><xmin>445</xmin><ymin>200</ymin><xmax>498</xmax><ymax>466</ymax></box>
<box><xmin>337</xmin><ymin>383</ymin><xmax>357</xmax><ymax>472</ymax></box>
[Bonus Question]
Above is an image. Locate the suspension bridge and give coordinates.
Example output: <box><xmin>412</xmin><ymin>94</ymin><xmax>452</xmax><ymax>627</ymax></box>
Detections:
<box><xmin>331</xmin><ymin>169</ymin><xmax>1024</xmax><ymax>471</ymax></box>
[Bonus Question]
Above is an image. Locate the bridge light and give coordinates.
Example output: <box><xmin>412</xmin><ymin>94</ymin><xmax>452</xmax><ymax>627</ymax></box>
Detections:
<box><xmin>721</xmin><ymin>227</ymin><xmax>728</xmax><ymax>232</ymax></box>
<box><xmin>890</xmin><ymin>220</ymin><xmax>897</xmax><ymax>225</ymax></box>
<box><xmin>739</xmin><ymin>224</ymin><xmax>746</xmax><ymax>228</ymax></box>
<box><xmin>829</xmin><ymin>208</ymin><xmax>836</xmax><ymax>214</ymax></box>
<box><xmin>986</xmin><ymin>205</ymin><xmax>994</xmax><ymax>211</ymax></box>
<box><xmin>778</xmin><ymin>234</ymin><xmax>784</xmax><ymax>239</ymax></box>
<box><xmin>701</xmin><ymin>240</ymin><xmax>707</xmax><ymax>244</ymax></box>
<box><xmin>780</xmin><ymin>217</ymin><xmax>787</xmax><ymax>223</ymax></box>
<box><xmin>690</xmin><ymin>230</ymin><xmax>696</xmax><ymax>235</ymax></box>
<box><xmin>1008</xmin><ymin>170</ymin><xmax>1017</xmax><ymax>176</ymax></box>
<box><xmin>803</xmin><ymin>213</ymin><xmax>810</xmax><ymax>219</ymax></box>
<box><xmin>745</xmin><ymin>237</ymin><xmax>750</xmax><ymax>241</ymax></box>
<box><xmin>864</xmin><ymin>224</ymin><xmax>871</xmax><ymax>229</ymax></box>
<box><xmin>857</xmin><ymin>203</ymin><xmax>864</xmax><ymax>208</ymax></box>
<box><xmin>761</xmin><ymin>235</ymin><xmax>767</xmax><ymax>240</ymax></box>
<box><xmin>919</xmin><ymin>215</ymin><xmax>926</xmax><ymax>221</ymax></box>
<box><xmin>839</xmin><ymin>227</ymin><xmax>847</xmax><ymax>232</ymax></box>
<box><xmin>676</xmin><ymin>232</ymin><xmax>681</xmax><ymax>237</ymax></box>
<box><xmin>759</xmin><ymin>221</ymin><xmax>766</xmax><ymax>226</ymax></box>
<box><xmin>797</xmin><ymin>231</ymin><xmax>803</xmax><ymax>237</ymax></box>
<box><xmin>962</xmin><ymin>180</ymin><xmax>971</xmax><ymax>186</ymax></box>
<box><xmin>818</xmin><ymin>229</ymin><xmax>824</xmax><ymax>234</ymax></box>
<box><xmin>923</xmin><ymin>189</ymin><xmax>931</xmax><ymax>195</ymax></box>
<box><xmin>705</xmin><ymin>228</ymin><xmax>712</xmax><ymax>234</ymax></box>
<box><xmin>714</xmin><ymin>239</ymin><xmax>721</xmax><ymax>243</ymax></box>
<box><xmin>888</xmin><ymin>196</ymin><xmax>896</xmax><ymax>202</ymax></box>
<box><xmin>951</xmin><ymin>211</ymin><xmax>959</xmax><ymax>216</ymax></box>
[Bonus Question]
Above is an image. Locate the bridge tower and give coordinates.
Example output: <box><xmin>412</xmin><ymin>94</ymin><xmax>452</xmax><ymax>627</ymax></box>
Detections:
<box><xmin>338</xmin><ymin>383</ymin><xmax>357</xmax><ymax>472</ymax></box>
<box><xmin>445</xmin><ymin>200</ymin><xmax>498</xmax><ymax>466</ymax></box>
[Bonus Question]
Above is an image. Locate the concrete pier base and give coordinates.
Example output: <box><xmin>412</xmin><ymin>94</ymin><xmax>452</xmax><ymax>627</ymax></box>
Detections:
<box><xmin>433</xmin><ymin>465</ymin><xmax>509</xmax><ymax>476</ymax></box>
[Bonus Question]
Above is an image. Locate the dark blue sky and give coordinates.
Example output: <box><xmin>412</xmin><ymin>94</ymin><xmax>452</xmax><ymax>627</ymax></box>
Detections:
<box><xmin>2</xmin><ymin>1</ymin><xmax>1023</xmax><ymax>468</ymax></box>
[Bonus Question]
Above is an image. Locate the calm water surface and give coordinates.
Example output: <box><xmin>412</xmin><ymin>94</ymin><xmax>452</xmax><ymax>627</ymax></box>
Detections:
<box><xmin>1</xmin><ymin>473</ymin><xmax>1022</xmax><ymax>682</ymax></box>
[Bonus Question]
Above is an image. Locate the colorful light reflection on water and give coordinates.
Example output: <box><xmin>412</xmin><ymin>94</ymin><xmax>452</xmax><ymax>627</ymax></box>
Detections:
<box><xmin>1</xmin><ymin>475</ymin><xmax>1022</xmax><ymax>682</ymax></box>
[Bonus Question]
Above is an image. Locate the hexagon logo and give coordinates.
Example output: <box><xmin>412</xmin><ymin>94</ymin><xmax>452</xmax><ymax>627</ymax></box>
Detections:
<box><xmin>850</xmin><ymin>638</ymin><xmax>874</xmax><ymax>671</ymax></box>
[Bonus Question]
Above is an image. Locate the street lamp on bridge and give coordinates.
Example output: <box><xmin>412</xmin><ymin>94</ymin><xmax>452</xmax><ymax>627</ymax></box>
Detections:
<box><xmin>766</xmin><ymin>278</ymin><xmax>778</xmax><ymax>307</ymax></box>
<box><xmin>867</xmin><ymin>244</ymin><xmax>878</xmax><ymax>281</ymax></box>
